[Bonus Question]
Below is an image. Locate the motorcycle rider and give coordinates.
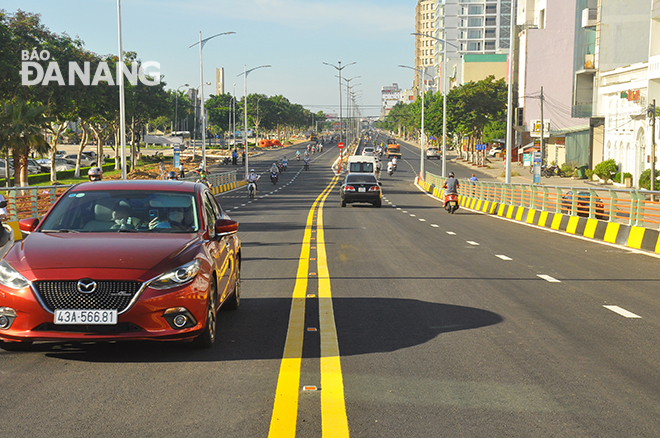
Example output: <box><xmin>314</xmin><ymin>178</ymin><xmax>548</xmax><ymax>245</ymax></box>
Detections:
<box><xmin>296</xmin><ymin>150</ymin><xmax>301</xmax><ymax>160</ymax></box>
<box><xmin>88</xmin><ymin>167</ymin><xmax>103</xmax><ymax>182</ymax></box>
<box><xmin>166</xmin><ymin>171</ymin><xmax>178</xmax><ymax>180</ymax></box>
<box><xmin>392</xmin><ymin>156</ymin><xmax>398</xmax><ymax>170</ymax></box>
<box><xmin>387</xmin><ymin>160</ymin><xmax>393</xmax><ymax>176</ymax></box>
<box><xmin>303</xmin><ymin>156</ymin><xmax>310</xmax><ymax>170</ymax></box>
<box><xmin>247</xmin><ymin>169</ymin><xmax>259</xmax><ymax>196</ymax></box>
<box><xmin>282</xmin><ymin>156</ymin><xmax>288</xmax><ymax>171</ymax></box>
<box><xmin>443</xmin><ymin>172</ymin><xmax>460</xmax><ymax>196</ymax></box>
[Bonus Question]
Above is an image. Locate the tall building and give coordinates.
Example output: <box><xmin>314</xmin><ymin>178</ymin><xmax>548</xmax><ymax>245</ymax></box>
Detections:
<box><xmin>414</xmin><ymin>0</ymin><xmax>438</xmax><ymax>95</ymax></box>
<box><xmin>381</xmin><ymin>84</ymin><xmax>401</xmax><ymax>118</ymax></box>
<box><xmin>432</xmin><ymin>1</ymin><xmax>512</xmax><ymax>95</ymax></box>
<box><xmin>215</xmin><ymin>68</ymin><xmax>224</xmax><ymax>96</ymax></box>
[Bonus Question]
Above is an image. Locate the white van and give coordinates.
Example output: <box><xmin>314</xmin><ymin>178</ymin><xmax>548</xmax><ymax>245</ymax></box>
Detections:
<box><xmin>347</xmin><ymin>155</ymin><xmax>378</xmax><ymax>178</ymax></box>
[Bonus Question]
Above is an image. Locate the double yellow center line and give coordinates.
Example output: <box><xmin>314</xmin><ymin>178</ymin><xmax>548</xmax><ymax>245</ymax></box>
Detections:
<box><xmin>268</xmin><ymin>175</ymin><xmax>349</xmax><ymax>438</ymax></box>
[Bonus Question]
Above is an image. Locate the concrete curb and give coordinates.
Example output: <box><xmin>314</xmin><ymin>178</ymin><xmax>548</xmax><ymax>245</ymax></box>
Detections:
<box><xmin>416</xmin><ymin>176</ymin><xmax>660</xmax><ymax>255</ymax></box>
<box><xmin>212</xmin><ymin>180</ymin><xmax>248</xmax><ymax>196</ymax></box>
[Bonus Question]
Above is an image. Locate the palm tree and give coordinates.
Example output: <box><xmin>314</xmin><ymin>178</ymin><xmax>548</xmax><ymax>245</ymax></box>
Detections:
<box><xmin>1</xmin><ymin>100</ymin><xmax>49</xmax><ymax>186</ymax></box>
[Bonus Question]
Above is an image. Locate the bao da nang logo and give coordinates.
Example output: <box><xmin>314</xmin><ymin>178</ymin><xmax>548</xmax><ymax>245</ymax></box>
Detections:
<box><xmin>20</xmin><ymin>49</ymin><xmax>161</xmax><ymax>86</ymax></box>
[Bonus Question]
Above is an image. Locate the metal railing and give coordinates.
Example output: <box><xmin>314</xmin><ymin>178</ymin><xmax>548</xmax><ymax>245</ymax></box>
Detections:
<box><xmin>0</xmin><ymin>170</ymin><xmax>239</xmax><ymax>222</ymax></box>
<box><xmin>0</xmin><ymin>185</ymin><xmax>72</xmax><ymax>221</ymax></box>
<box><xmin>425</xmin><ymin>171</ymin><xmax>660</xmax><ymax>229</ymax></box>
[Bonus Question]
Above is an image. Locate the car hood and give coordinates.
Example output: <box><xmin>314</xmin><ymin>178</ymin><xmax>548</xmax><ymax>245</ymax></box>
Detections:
<box><xmin>5</xmin><ymin>232</ymin><xmax>200</xmax><ymax>280</ymax></box>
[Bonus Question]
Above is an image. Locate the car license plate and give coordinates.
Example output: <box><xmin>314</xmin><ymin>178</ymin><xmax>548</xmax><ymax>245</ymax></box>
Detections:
<box><xmin>358</xmin><ymin>187</ymin><xmax>366</xmax><ymax>192</ymax></box>
<box><xmin>54</xmin><ymin>309</ymin><xmax>118</xmax><ymax>325</ymax></box>
<box><xmin>450</xmin><ymin>201</ymin><xmax>457</xmax><ymax>206</ymax></box>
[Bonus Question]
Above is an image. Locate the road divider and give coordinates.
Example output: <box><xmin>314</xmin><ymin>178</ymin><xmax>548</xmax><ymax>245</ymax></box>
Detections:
<box><xmin>268</xmin><ymin>175</ymin><xmax>347</xmax><ymax>438</ymax></box>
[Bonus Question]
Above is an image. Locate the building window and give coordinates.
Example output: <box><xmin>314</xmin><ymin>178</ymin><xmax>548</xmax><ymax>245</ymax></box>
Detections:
<box><xmin>485</xmin><ymin>29</ymin><xmax>496</xmax><ymax>38</ymax></box>
<box><xmin>485</xmin><ymin>16</ymin><xmax>496</xmax><ymax>26</ymax></box>
<box><xmin>467</xmin><ymin>41</ymin><xmax>482</xmax><ymax>51</ymax></box>
<box><xmin>485</xmin><ymin>41</ymin><xmax>496</xmax><ymax>50</ymax></box>
<box><xmin>468</xmin><ymin>17</ymin><xmax>483</xmax><ymax>27</ymax></box>
<box><xmin>485</xmin><ymin>4</ymin><xmax>497</xmax><ymax>14</ymax></box>
<box><xmin>468</xmin><ymin>29</ymin><xmax>482</xmax><ymax>39</ymax></box>
<box><xmin>468</xmin><ymin>5</ymin><xmax>483</xmax><ymax>15</ymax></box>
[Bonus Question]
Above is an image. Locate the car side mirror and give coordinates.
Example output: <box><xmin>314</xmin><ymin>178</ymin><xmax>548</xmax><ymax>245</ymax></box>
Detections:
<box><xmin>215</xmin><ymin>218</ymin><xmax>238</xmax><ymax>237</ymax></box>
<box><xmin>19</xmin><ymin>217</ymin><xmax>39</xmax><ymax>234</ymax></box>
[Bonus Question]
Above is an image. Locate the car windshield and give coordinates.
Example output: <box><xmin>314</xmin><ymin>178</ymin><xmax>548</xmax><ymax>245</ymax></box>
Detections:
<box><xmin>38</xmin><ymin>190</ymin><xmax>199</xmax><ymax>233</ymax></box>
<box><xmin>347</xmin><ymin>175</ymin><xmax>377</xmax><ymax>184</ymax></box>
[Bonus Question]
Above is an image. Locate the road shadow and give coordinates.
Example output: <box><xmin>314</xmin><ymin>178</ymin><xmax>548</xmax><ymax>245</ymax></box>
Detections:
<box><xmin>32</xmin><ymin>297</ymin><xmax>502</xmax><ymax>363</ymax></box>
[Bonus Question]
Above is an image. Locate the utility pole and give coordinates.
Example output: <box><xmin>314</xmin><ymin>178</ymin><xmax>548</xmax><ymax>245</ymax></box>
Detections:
<box><xmin>540</xmin><ymin>86</ymin><xmax>545</xmax><ymax>165</ymax></box>
<box><xmin>651</xmin><ymin>99</ymin><xmax>657</xmax><ymax>191</ymax></box>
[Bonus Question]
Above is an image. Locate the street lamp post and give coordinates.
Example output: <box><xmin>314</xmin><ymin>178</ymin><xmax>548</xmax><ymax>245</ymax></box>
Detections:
<box><xmin>323</xmin><ymin>61</ymin><xmax>356</xmax><ymax>147</ymax></box>
<box><xmin>342</xmin><ymin>76</ymin><xmax>360</xmax><ymax>146</ymax></box>
<box><xmin>117</xmin><ymin>0</ymin><xmax>127</xmax><ymax>179</ymax></box>
<box><xmin>399</xmin><ymin>65</ymin><xmax>432</xmax><ymax>181</ymax></box>
<box><xmin>411</xmin><ymin>32</ymin><xmax>460</xmax><ymax>178</ymax></box>
<box><xmin>255</xmin><ymin>96</ymin><xmax>263</xmax><ymax>151</ymax></box>
<box><xmin>175</xmin><ymin>83</ymin><xmax>189</xmax><ymax>132</ymax></box>
<box><xmin>238</xmin><ymin>65</ymin><xmax>271</xmax><ymax>179</ymax></box>
<box><xmin>189</xmin><ymin>31</ymin><xmax>235</xmax><ymax>170</ymax></box>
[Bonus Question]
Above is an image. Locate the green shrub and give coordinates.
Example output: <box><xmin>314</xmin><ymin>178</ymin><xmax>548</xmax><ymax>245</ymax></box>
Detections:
<box><xmin>638</xmin><ymin>169</ymin><xmax>660</xmax><ymax>190</ymax></box>
<box><xmin>593</xmin><ymin>159</ymin><xmax>617</xmax><ymax>181</ymax></box>
<box><xmin>613</xmin><ymin>172</ymin><xmax>633</xmax><ymax>184</ymax></box>
<box><xmin>585</xmin><ymin>169</ymin><xmax>594</xmax><ymax>180</ymax></box>
<box><xmin>560</xmin><ymin>163</ymin><xmax>574</xmax><ymax>177</ymax></box>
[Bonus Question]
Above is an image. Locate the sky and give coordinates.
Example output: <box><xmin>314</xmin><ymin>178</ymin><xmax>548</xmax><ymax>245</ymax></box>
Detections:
<box><xmin>4</xmin><ymin>0</ymin><xmax>419</xmax><ymax>118</ymax></box>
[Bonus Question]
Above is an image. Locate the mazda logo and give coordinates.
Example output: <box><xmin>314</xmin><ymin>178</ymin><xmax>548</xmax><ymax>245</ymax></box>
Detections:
<box><xmin>77</xmin><ymin>279</ymin><xmax>97</xmax><ymax>294</ymax></box>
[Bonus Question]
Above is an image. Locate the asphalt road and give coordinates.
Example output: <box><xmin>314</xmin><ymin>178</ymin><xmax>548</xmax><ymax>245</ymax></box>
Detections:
<box><xmin>1</xmin><ymin>134</ymin><xmax>660</xmax><ymax>437</ymax></box>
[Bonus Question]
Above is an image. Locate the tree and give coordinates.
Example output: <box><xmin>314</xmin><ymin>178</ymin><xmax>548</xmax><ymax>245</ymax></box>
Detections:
<box><xmin>2</xmin><ymin>100</ymin><xmax>49</xmax><ymax>186</ymax></box>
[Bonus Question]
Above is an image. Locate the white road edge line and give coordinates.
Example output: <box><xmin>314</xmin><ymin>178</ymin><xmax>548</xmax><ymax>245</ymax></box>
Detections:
<box><xmin>537</xmin><ymin>274</ymin><xmax>561</xmax><ymax>283</ymax></box>
<box><xmin>603</xmin><ymin>305</ymin><xmax>642</xmax><ymax>319</ymax></box>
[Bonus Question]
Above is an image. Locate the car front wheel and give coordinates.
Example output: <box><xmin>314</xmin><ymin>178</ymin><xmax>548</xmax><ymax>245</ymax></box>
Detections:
<box><xmin>193</xmin><ymin>276</ymin><xmax>217</xmax><ymax>348</ymax></box>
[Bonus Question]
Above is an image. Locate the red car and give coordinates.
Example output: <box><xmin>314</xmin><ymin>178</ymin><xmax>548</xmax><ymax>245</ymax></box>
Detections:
<box><xmin>0</xmin><ymin>180</ymin><xmax>241</xmax><ymax>351</ymax></box>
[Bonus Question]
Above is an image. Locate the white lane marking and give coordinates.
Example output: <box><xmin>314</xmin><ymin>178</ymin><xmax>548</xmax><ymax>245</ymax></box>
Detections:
<box><xmin>402</xmin><ymin>211</ymin><xmax>408</xmax><ymax>213</ymax></box>
<box><xmin>467</xmin><ymin>241</ymin><xmax>480</xmax><ymax>246</ymax></box>
<box><xmin>396</xmin><ymin>207</ymin><xmax>401</xmax><ymax>210</ymax></box>
<box><xmin>603</xmin><ymin>305</ymin><xmax>642</xmax><ymax>319</ymax></box>
<box><xmin>431</xmin><ymin>224</ymin><xmax>439</xmax><ymax>228</ymax></box>
<box><xmin>410</xmin><ymin>214</ymin><xmax>416</xmax><ymax>217</ymax></box>
<box><xmin>419</xmin><ymin>218</ymin><xmax>426</xmax><ymax>222</ymax></box>
<box><xmin>537</xmin><ymin>274</ymin><xmax>561</xmax><ymax>283</ymax></box>
<box><xmin>495</xmin><ymin>255</ymin><xmax>512</xmax><ymax>261</ymax></box>
<box><xmin>242</xmin><ymin>204</ymin><xmax>246</xmax><ymax>206</ymax></box>
<box><xmin>446</xmin><ymin>231</ymin><xmax>456</xmax><ymax>235</ymax></box>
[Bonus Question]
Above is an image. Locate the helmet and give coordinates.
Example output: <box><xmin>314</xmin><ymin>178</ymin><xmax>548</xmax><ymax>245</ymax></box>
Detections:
<box><xmin>166</xmin><ymin>171</ymin><xmax>178</xmax><ymax>180</ymax></box>
<box><xmin>88</xmin><ymin>167</ymin><xmax>102</xmax><ymax>181</ymax></box>
<box><xmin>449</xmin><ymin>172</ymin><xmax>455</xmax><ymax>178</ymax></box>
<box><xmin>250</xmin><ymin>169</ymin><xmax>255</xmax><ymax>173</ymax></box>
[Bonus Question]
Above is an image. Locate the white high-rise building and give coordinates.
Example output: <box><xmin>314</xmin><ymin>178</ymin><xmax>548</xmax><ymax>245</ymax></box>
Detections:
<box><xmin>414</xmin><ymin>0</ymin><xmax>438</xmax><ymax>94</ymax></box>
<box><xmin>381</xmin><ymin>84</ymin><xmax>401</xmax><ymax>119</ymax></box>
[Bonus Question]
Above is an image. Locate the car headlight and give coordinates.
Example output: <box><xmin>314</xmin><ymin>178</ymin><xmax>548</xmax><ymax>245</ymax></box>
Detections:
<box><xmin>0</xmin><ymin>260</ymin><xmax>30</xmax><ymax>290</ymax></box>
<box><xmin>149</xmin><ymin>260</ymin><xmax>202</xmax><ymax>290</ymax></box>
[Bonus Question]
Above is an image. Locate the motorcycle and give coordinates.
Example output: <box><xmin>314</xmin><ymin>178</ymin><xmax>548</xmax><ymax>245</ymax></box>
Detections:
<box><xmin>304</xmin><ymin>161</ymin><xmax>309</xmax><ymax>171</ymax></box>
<box><xmin>296</xmin><ymin>154</ymin><xmax>300</xmax><ymax>161</ymax></box>
<box><xmin>247</xmin><ymin>181</ymin><xmax>257</xmax><ymax>199</ymax></box>
<box><xmin>270</xmin><ymin>171</ymin><xmax>279</xmax><ymax>184</ymax></box>
<box><xmin>444</xmin><ymin>193</ymin><xmax>459</xmax><ymax>214</ymax></box>
<box><xmin>388</xmin><ymin>168</ymin><xmax>393</xmax><ymax>176</ymax></box>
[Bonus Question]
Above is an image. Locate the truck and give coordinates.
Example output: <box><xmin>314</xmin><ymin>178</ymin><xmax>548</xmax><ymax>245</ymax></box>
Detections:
<box><xmin>386</xmin><ymin>139</ymin><xmax>401</xmax><ymax>159</ymax></box>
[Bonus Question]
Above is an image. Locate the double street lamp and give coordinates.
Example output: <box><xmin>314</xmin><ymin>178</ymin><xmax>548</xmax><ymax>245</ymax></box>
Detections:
<box><xmin>399</xmin><ymin>64</ymin><xmax>432</xmax><ymax>181</ymax></box>
<box><xmin>189</xmin><ymin>31</ymin><xmax>235</xmax><ymax>170</ymax></box>
<box><xmin>238</xmin><ymin>65</ymin><xmax>271</xmax><ymax>179</ymax></box>
<box><xmin>411</xmin><ymin>32</ymin><xmax>460</xmax><ymax>178</ymax></box>
<box><xmin>323</xmin><ymin>61</ymin><xmax>356</xmax><ymax>147</ymax></box>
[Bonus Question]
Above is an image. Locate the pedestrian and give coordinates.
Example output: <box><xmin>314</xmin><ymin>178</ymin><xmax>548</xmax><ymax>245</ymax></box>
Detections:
<box><xmin>242</xmin><ymin>151</ymin><xmax>246</xmax><ymax>165</ymax></box>
<box><xmin>232</xmin><ymin>149</ymin><xmax>238</xmax><ymax>165</ymax></box>
<box><xmin>179</xmin><ymin>163</ymin><xmax>185</xmax><ymax>179</ymax></box>
<box><xmin>470</xmin><ymin>173</ymin><xmax>478</xmax><ymax>183</ymax></box>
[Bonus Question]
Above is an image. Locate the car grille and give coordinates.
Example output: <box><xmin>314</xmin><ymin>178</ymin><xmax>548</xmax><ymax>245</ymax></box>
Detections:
<box><xmin>33</xmin><ymin>281</ymin><xmax>142</xmax><ymax>313</ymax></box>
<box><xmin>32</xmin><ymin>322</ymin><xmax>144</xmax><ymax>334</ymax></box>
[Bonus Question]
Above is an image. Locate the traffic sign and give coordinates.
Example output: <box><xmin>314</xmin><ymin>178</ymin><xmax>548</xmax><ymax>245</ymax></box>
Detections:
<box><xmin>337</xmin><ymin>142</ymin><xmax>345</xmax><ymax>149</ymax></box>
